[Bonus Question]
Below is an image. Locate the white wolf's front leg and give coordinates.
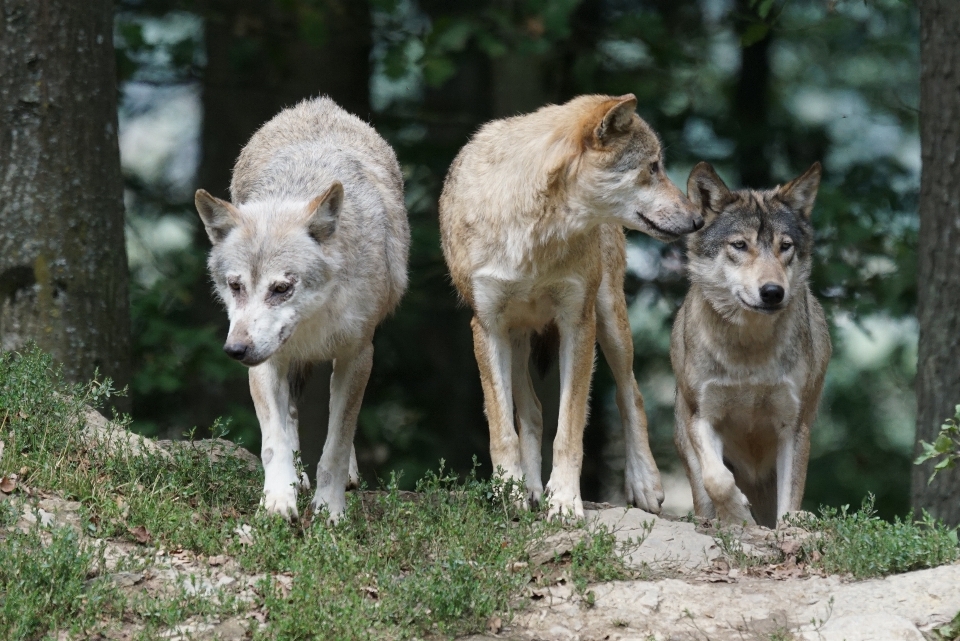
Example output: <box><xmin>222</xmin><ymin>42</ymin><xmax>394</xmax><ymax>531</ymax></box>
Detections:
<box><xmin>595</xmin><ymin>274</ymin><xmax>664</xmax><ymax>514</ymax></box>
<box><xmin>545</xmin><ymin>306</ymin><xmax>597</xmax><ymax>522</ymax></box>
<box><xmin>250</xmin><ymin>359</ymin><xmax>302</xmax><ymax>520</ymax></box>
<box><xmin>312</xmin><ymin>342</ymin><xmax>373</xmax><ymax>523</ymax></box>
<box><xmin>511</xmin><ymin>329</ymin><xmax>544</xmax><ymax>506</ymax></box>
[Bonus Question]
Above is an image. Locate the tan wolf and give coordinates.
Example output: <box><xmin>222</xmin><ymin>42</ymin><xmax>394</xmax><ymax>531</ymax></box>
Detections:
<box><xmin>439</xmin><ymin>94</ymin><xmax>704</xmax><ymax>519</ymax></box>
<box><xmin>194</xmin><ymin>97</ymin><xmax>409</xmax><ymax>522</ymax></box>
<box><xmin>671</xmin><ymin>162</ymin><xmax>831</xmax><ymax>527</ymax></box>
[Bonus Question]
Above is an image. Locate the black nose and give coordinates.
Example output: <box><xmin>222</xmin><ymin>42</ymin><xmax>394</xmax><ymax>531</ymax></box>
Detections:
<box><xmin>691</xmin><ymin>215</ymin><xmax>705</xmax><ymax>231</ymax></box>
<box><xmin>759</xmin><ymin>284</ymin><xmax>785</xmax><ymax>305</ymax></box>
<box><xmin>223</xmin><ymin>342</ymin><xmax>249</xmax><ymax>361</ymax></box>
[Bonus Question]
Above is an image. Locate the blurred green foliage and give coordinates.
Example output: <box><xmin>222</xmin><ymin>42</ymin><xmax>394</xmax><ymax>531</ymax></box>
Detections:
<box><xmin>116</xmin><ymin>0</ymin><xmax>921</xmax><ymax>519</ymax></box>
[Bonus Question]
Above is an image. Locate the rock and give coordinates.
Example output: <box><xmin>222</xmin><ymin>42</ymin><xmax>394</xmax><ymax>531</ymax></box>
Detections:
<box><xmin>803</xmin><ymin>613</ymin><xmax>924</xmax><ymax>641</ymax></box>
<box><xmin>528</xmin><ymin>529</ymin><xmax>589</xmax><ymax>566</ymax></box>
<box><xmin>586</xmin><ymin>507</ymin><xmax>722</xmax><ymax>572</ymax></box>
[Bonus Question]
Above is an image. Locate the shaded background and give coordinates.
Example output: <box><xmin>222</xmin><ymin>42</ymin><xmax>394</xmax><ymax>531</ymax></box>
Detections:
<box><xmin>115</xmin><ymin>0</ymin><xmax>920</xmax><ymax>519</ymax></box>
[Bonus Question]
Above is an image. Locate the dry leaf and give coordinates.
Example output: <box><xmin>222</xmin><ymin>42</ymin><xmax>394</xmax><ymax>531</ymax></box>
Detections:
<box><xmin>488</xmin><ymin>616</ymin><xmax>502</xmax><ymax>634</ymax></box>
<box><xmin>361</xmin><ymin>586</ymin><xmax>379</xmax><ymax>600</ymax></box>
<box><xmin>128</xmin><ymin>525</ymin><xmax>152</xmax><ymax>544</ymax></box>
<box><xmin>275</xmin><ymin>573</ymin><xmax>294</xmax><ymax>598</ymax></box>
<box><xmin>208</xmin><ymin>555</ymin><xmax>228</xmax><ymax>567</ymax></box>
<box><xmin>0</xmin><ymin>440</ymin><xmax>5</xmax><ymax>459</ymax></box>
<box><xmin>0</xmin><ymin>475</ymin><xmax>15</xmax><ymax>494</ymax></box>
<box><xmin>779</xmin><ymin>539</ymin><xmax>802</xmax><ymax>556</ymax></box>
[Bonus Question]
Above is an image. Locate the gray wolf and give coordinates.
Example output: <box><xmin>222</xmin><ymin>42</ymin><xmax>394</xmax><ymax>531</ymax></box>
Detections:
<box><xmin>194</xmin><ymin>97</ymin><xmax>409</xmax><ymax>522</ymax></box>
<box><xmin>671</xmin><ymin>162</ymin><xmax>831</xmax><ymax>527</ymax></box>
<box><xmin>439</xmin><ymin>94</ymin><xmax>703</xmax><ymax>520</ymax></box>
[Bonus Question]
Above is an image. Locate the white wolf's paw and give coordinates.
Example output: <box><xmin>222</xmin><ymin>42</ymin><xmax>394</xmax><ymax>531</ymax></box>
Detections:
<box><xmin>298</xmin><ymin>471</ymin><xmax>311</xmax><ymax>492</ymax></box>
<box><xmin>526</xmin><ymin>483</ymin><xmax>544</xmax><ymax>509</ymax></box>
<box><xmin>346</xmin><ymin>453</ymin><xmax>360</xmax><ymax>491</ymax></box>
<box><xmin>261</xmin><ymin>487</ymin><xmax>299</xmax><ymax>521</ymax></box>
<box><xmin>544</xmin><ymin>481</ymin><xmax>584</xmax><ymax>523</ymax></box>
<box><xmin>624</xmin><ymin>463</ymin><xmax>664</xmax><ymax>514</ymax></box>
<box><xmin>310</xmin><ymin>486</ymin><xmax>347</xmax><ymax>525</ymax></box>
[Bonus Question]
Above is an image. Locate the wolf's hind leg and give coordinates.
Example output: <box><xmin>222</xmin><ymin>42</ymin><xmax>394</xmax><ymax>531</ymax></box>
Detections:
<box><xmin>511</xmin><ymin>329</ymin><xmax>544</xmax><ymax>506</ymax></box>
<box><xmin>471</xmin><ymin>316</ymin><xmax>524</xmax><ymax>484</ymax></box>
<box><xmin>596</xmin><ymin>262</ymin><xmax>664</xmax><ymax>514</ymax></box>
<box><xmin>312</xmin><ymin>342</ymin><xmax>373</xmax><ymax>523</ymax></box>
<box><xmin>250</xmin><ymin>360</ymin><xmax>301</xmax><ymax>520</ymax></box>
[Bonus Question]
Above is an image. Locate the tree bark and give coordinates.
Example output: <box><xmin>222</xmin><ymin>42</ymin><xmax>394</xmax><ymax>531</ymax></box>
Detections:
<box><xmin>0</xmin><ymin>0</ymin><xmax>131</xmax><ymax>400</ymax></box>
<box><xmin>913</xmin><ymin>0</ymin><xmax>960</xmax><ymax>526</ymax></box>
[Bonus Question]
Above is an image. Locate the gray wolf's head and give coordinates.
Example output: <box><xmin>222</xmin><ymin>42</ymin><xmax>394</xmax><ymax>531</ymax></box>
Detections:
<box><xmin>560</xmin><ymin>94</ymin><xmax>703</xmax><ymax>241</ymax></box>
<box><xmin>684</xmin><ymin>162</ymin><xmax>821</xmax><ymax>318</ymax></box>
<box><xmin>194</xmin><ymin>182</ymin><xmax>344</xmax><ymax>366</ymax></box>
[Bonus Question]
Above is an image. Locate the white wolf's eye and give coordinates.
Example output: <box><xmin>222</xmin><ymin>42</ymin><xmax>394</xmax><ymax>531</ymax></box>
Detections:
<box><xmin>731</xmin><ymin>240</ymin><xmax>747</xmax><ymax>251</ymax></box>
<box><xmin>271</xmin><ymin>282</ymin><xmax>291</xmax><ymax>295</ymax></box>
<box><xmin>228</xmin><ymin>280</ymin><xmax>242</xmax><ymax>292</ymax></box>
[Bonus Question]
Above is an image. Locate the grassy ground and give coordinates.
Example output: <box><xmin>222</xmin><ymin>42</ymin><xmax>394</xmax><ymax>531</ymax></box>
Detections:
<box><xmin>0</xmin><ymin>346</ymin><xmax>634</xmax><ymax>640</ymax></box>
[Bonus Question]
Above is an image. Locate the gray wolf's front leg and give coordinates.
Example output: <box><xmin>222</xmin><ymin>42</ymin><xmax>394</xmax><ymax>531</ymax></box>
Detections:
<box><xmin>776</xmin><ymin>421</ymin><xmax>810</xmax><ymax>523</ymax></box>
<box><xmin>545</xmin><ymin>307</ymin><xmax>597</xmax><ymax>521</ymax></box>
<box><xmin>689</xmin><ymin>415</ymin><xmax>755</xmax><ymax>525</ymax></box>
<box><xmin>312</xmin><ymin>342</ymin><xmax>374</xmax><ymax>523</ymax></box>
<box><xmin>250</xmin><ymin>359</ymin><xmax>302</xmax><ymax>520</ymax></box>
<box><xmin>596</xmin><ymin>270</ymin><xmax>664</xmax><ymax>513</ymax></box>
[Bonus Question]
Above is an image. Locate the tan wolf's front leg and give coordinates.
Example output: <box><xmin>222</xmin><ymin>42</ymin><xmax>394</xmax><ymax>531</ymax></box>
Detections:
<box><xmin>776</xmin><ymin>421</ymin><xmax>810</xmax><ymax>524</ymax></box>
<box><xmin>596</xmin><ymin>264</ymin><xmax>664</xmax><ymax>514</ymax></box>
<box><xmin>689</xmin><ymin>415</ymin><xmax>755</xmax><ymax>525</ymax></box>
<box><xmin>312</xmin><ymin>342</ymin><xmax>373</xmax><ymax>523</ymax></box>
<box><xmin>250</xmin><ymin>359</ymin><xmax>302</xmax><ymax>520</ymax></box>
<box><xmin>545</xmin><ymin>308</ymin><xmax>597</xmax><ymax>521</ymax></box>
<box><xmin>511</xmin><ymin>329</ymin><xmax>544</xmax><ymax>506</ymax></box>
<box><xmin>471</xmin><ymin>316</ymin><xmax>524</xmax><ymax>485</ymax></box>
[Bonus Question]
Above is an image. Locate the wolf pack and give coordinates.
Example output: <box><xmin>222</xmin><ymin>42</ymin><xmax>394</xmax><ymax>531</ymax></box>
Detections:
<box><xmin>195</xmin><ymin>95</ymin><xmax>830</xmax><ymax>530</ymax></box>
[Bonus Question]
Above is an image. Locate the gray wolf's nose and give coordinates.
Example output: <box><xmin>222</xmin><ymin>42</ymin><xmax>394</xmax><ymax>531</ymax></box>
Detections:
<box><xmin>691</xmin><ymin>214</ymin><xmax>705</xmax><ymax>231</ymax></box>
<box><xmin>223</xmin><ymin>342</ymin><xmax>249</xmax><ymax>361</ymax></box>
<box><xmin>759</xmin><ymin>284</ymin><xmax>785</xmax><ymax>305</ymax></box>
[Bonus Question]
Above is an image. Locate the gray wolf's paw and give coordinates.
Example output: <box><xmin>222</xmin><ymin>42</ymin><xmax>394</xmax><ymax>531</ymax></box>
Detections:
<box><xmin>311</xmin><ymin>486</ymin><xmax>347</xmax><ymax>525</ymax></box>
<box><xmin>624</xmin><ymin>464</ymin><xmax>664</xmax><ymax>514</ymax></box>
<box><xmin>261</xmin><ymin>488</ymin><xmax>299</xmax><ymax>521</ymax></box>
<box><xmin>544</xmin><ymin>481</ymin><xmax>584</xmax><ymax>523</ymax></box>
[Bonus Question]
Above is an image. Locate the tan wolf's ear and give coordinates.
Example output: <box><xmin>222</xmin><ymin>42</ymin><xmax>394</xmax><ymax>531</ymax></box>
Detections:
<box><xmin>306</xmin><ymin>180</ymin><xmax>344</xmax><ymax>243</ymax></box>
<box><xmin>687</xmin><ymin>162</ymin><xmax>731</xmax><ymax>224</ymax></box>
<box><xmin>594</xmin><ymin>94</ymin><xmax>637</xmax><ymax>145</ymax></box>
<box><xmin>195</xmin><ymin>189</ymin><xmax>240</xmax><ymax>245</ymax></box>
<box><xmin>778</xmin><ymin>162</ymin><xmax>822</xmax><ymax>219</ymax></box>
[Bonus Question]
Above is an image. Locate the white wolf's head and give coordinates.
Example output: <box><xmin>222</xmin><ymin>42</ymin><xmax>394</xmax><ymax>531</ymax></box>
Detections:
<box><xmin>195</xmin><ymin>182</ymin><xmax>344</xmax><ymax>366</ymax></box>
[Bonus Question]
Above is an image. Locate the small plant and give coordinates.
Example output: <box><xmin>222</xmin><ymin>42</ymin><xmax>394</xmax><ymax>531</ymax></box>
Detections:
<box><xmin>788</xmin><ymin>496</ymin><xmax>959</xmax><ymax>579</ymax></box>
<box><xmin>916</xmin><ymin>405</ymin><xmax>960</xmax><ymax>484</ymax></box>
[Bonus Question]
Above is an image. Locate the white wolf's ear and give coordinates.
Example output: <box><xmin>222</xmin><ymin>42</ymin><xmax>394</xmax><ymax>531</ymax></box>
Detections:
<box><xmin>195</xmin><ymin>189</ymin><xmax>240</xmax><ymax>245</ymax></box>
<box><xmin>594</xmin><ymin>94</ymin><xmax>637</xmax><ymax>144</ymax></box>
<box><xmin>778</xmin><ymin>162</ymin><xmax>822</xmax><ymax>219</ymax></box>
<box><xmin>307</xmin><ymin>181</ymin><xmax>344</xmax><ymax>243</ymax></box>
<box><xmin>687</xmin><ymin>162</ymin><xmax>731</xmax><ymax>223</ymax></box>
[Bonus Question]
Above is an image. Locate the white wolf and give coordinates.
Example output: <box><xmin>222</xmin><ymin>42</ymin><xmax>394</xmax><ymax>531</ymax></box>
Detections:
<box><xmin>194</xmin><ymin>97</ymin><xmax>409</xmax><ymax>522</ymax></box>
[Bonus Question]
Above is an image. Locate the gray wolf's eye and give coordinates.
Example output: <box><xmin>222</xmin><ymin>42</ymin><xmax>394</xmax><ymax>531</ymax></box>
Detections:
<box><xmin>780</xmin><ymin>240</ymin><xmax>794</xmax><ymax>251</ymax></box>
<box><xmin>650</xmin><ymin>161</ymin><xmax>660</xmax><ymax>175</ymax></box>
<box><xmin>271</xmin><ymin>282</ymin><xmax>291</xmax><ymax>294</ymax></box>
<box><xmin>731</xmin><ymin>240</ymin><xmax>747</xmax><ymax>250</ymax></box>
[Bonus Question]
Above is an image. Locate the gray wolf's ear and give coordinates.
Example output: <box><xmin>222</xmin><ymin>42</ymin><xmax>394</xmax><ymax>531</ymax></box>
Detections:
<box><xmin>595</xmin><ymin>94</ymin><xmax>637</xmax><ymax>144</ymax></box>
<box><xmin>195</xmin><ymin>189</ymin><xmax>240</xmax><ymax>245</ymax></box>
<box><xmin>307</xmin><ymin>181</ymin><xmax>344</xmax><ymax>243</ymax></box>
<box><xmin>778</xmin><ymin>162</ymin><xmax>822</xmax><ymax>219</ymax></box>
<box><xmin>687</xmin><ymin>162</ymin><xmax>731</xmax><ymax>223</ymax></box>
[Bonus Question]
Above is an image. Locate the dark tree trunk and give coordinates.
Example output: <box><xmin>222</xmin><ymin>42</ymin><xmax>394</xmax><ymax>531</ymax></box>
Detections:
<box><xmin>732</xmin><ymin>6</ymin><xmax>772</xmax><ymax>188</ymax></box>
<box><xmin>912</xmin><ymin>0</ymin><xmax>960</xmax><ymax>526</ymax></box>
<box><xmin>0</xmin><ymin>0</ymin><xmax>131</xmax><ymax>401</ymax></box>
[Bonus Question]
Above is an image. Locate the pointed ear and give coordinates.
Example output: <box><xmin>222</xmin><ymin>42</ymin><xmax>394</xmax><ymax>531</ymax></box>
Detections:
<box><xmin>306</xmin><ymin>181</ymin><xmax>344</xmax><ymax>243</ymax></box>
<box><xmin>594</xmin><ymin>94</ymin><xmax>637</xmax><ymax>145</ymax></box>
<box><xmin>195</xmin><ymin>189</ymin><xmax>240</xmax><ymax>245</ymax></box>
<box><xmin>687</xmin><ymin>162</ymin><xmax>731</xmax><ymax>223</ymax></box>
<box><xmin>778</xmin><ymin>162</ymin><xmax>822</xmax><ymax>219</ymax></box>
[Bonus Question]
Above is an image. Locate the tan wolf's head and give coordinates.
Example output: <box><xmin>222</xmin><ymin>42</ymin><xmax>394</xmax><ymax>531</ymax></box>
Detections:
<box><xmin>555</xmin><ymin>94</ymin><xmax>703</xmax><ymax>241</ymax></box>
<box><xmin>194</xmin><ymin>183</ymin><xmax>344</xmax><ymax>366</ymax></box>
<box><xmin>684</xmin><ymin>162</ymin><xmax>822</xmax><ymax>318</ymax></box>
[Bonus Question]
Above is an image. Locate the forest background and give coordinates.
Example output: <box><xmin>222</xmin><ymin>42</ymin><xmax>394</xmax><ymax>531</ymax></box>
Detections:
<box><xmin>8</xmin><ymin>0</ymin><xmax>934</xmax><ymax>520</ymax></box>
